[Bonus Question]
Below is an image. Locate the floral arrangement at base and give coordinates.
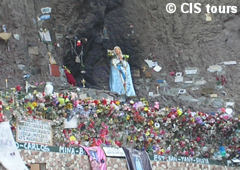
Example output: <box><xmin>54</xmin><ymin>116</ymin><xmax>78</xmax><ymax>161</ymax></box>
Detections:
<box><xmin>0</xmin><ymin>85</ymin><xmax>239</xmax><ymax>162</ymax></box>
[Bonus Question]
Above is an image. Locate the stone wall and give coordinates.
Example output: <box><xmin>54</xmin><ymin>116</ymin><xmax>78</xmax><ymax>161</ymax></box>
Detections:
<box><xmin>19</xmin><ymin>150</ymin><xmax>238</xmax><ymax>170</ymax></box>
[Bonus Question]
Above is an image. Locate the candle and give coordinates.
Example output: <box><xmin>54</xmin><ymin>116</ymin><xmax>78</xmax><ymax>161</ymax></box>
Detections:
<box><xmin>5</xmin><ymin>79</ymin><xmax>8</xmax><ymax>89</ymax></box>
<box><xmin>157</xmin><ymin>86</ymin><xmax>159</xmax><ymax>94</ymax></box>
<box><xmin>25</xmin><ymin>81</ymin><xmax>28</xmax><ymax>93</ymax></box>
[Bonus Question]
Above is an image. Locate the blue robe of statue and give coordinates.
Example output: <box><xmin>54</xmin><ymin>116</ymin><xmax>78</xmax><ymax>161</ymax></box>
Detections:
<box><xmin>109</xmin><ymin>57</ymin><xmax>136</xmax><ymax>97</ymax></box>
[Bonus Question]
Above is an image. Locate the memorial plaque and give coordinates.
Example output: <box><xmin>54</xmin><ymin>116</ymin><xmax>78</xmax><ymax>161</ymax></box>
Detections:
<box><xmin>103</xmin><ymin>147</ymin><xmax>125</xmax><ymax>157</ymax></box>
<box><xmin>16</xmin><ymin>118</ymin><xmax>52</xmax><ymax>145</ymax></box>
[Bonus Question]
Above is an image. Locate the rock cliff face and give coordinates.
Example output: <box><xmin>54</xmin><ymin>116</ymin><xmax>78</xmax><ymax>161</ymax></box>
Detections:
<box><xmin>1</xmin><ymin>0</ymin><xmax>240</xmax><ymax>111</ymax></box>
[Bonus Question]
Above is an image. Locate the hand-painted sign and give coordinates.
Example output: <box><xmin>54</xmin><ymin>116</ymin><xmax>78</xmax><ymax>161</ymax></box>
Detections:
<box><xmin>16</xmin><ymin>118</ymin><xmax>52</xmax><ymax>145</ymax></box>
<box><xmin>16</xmin><ymin>142</ymin><xmax>86</xmax><ymax>155</ymax></box>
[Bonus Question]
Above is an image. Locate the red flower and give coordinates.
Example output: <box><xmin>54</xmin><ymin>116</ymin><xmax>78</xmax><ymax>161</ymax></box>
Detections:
<box><xmin>63</xmin><ymin>129</ymin><xmax>67</xmax><ymax>135</ymax></box>
<box><xmin>27</xmin><ymin>107</ymin><xmax>32</xmax><ymax>114</ymax></box>
<box><xmin>16</xmin><ymin>85</ymin><xmax>21</xmax><ymax>91</ymax></box>
<box><xmin>89</xmin><ymin>122</ymin><xmax>95</xmax><ymax>129</ymax></box>
<box><xmin>78</xmin><ymin>123</ymin><xmax>85</xmax><ymax>129</ymax></box>
<box><xmin>102</xmin><ymin>99</ymin><xmax>107</xmax><ymax>105</ymax></box>
<box><xmin>115</xmin><ymin>141</ymin><xmax>122</xmax><ymax>147</ymax></box>
<box><xmin>94</xmin><ymin>100</ymin><xmax>99</xmax><ymax>105</ymax></box>
<box><xmin>170</xmin><ymin>72</ymin><xmax>175</xmax><ymax>76</ymax></box>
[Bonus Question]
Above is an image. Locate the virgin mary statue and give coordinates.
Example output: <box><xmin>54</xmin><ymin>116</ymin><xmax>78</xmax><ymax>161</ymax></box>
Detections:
<box><xmin>109</xmin><ymin>46</ymin><xmax>136</xmax><ymax>97</ymax></box>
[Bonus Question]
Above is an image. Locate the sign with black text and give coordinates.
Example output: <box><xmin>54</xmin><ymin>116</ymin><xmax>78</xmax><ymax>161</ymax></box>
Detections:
<box><xmin>16</xmin><ymin>118</ymin><xmax>52</xmax><ymax>145</ymax></box>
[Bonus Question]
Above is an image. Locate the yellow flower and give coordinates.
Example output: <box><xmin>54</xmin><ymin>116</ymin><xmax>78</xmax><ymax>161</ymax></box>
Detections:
<box><xmin>146</xmin><ymin>131</ymin><xmax>150</xmax><ymax>136</ymax></box>
<box><xmin>177</xmin><ymin>109</ymin><xmax>183</xmax><ymax>116</ymax></box>
<box><xmin>148</xmin><ymin>120</ymin><xmax>154</xmax><ymax>126</ymax></box>
<box><xmin>148</xmin><ymin>138</ymin><xmax>153</xmax><ymax>143</ymax></box>
<box><xmin>161</xmin><ymin>149</ymin><xmax>165</xmax><ymax>153</ymax></box>
<box><xmin>84</xmin><ymin>135</ymin><xmax>89</xmax><ymax>140</ymax></box>
<box><xmin>58</xmin><ymin>97</ymin><xmax>65</xmax><ymax>105</ymax></box>
<box><xmin>126</xmin><ymin>115</ymin><xmax>130</xmax><ymax>120</ymax></box>
<box><xmin>127</xmin><ymin>136</ymin><xmax>131</xmax><ymax>141</ymax></box>
<box><xmin>115</xmin><ymin>101</ymin><xmax>120</xmax><ymax>105</ymax></box>
<box><xmin>144</xmin><ymin>107</ymin><xmax>149</xmax><ymax>112</ymax></box>
<box><xmin>66</xmin><ymin>103</ymin><xmax>73</xmax><ymax>110</ymax></box>
<box><xmin>32</xmin><ymin>102</ymin><xmax>38</xmax><ymax>108</ymax></box>
<box><xmin>69</xmin><ymin>136</ymin><xmax>76</xmax><ymax>142</ymax></box>
<box><xmin>134</xmin><ymin>136</ymin><xmax>137</xmax><ymax>141</ymax></box>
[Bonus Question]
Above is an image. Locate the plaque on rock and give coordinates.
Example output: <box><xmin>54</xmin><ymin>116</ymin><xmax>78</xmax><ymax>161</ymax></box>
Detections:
<box><xmin>55</xmin><ymin>33</ymin><xmax>63</xmax><ymax>40</ymax></box>
<box><xmin>185</xmin><ymin>67</ymin><xmax>198</xmax><ymax>75</ymax></box>
<box><xmin>41</xmin><ymin>7</ymin><xmax>52</xmax><ymax>14</ymax></box>
<box><xmin>175</xmin><ymin>72</ymin><xmax>183</xmax><ymax>83</ymax></box>
<box><xmin>132</xmin><ymin>69</ymin><xmax>141</xmax><ymax>78</ymax></box>
<box><xmin>16</xmin><ymin>118</ymin><xmax>52</xmax><ymax>146</ymax></box>
<box><xmin>28</xmin><ymin>46</ymin><xmax>39</xmax><ymax>55</ymax></box>
<box><xmin>39</xmin><ymin>29</ymin><xmax>52</xmax><ymax>42</ymax></box>
<box><xmin>103</xmin><ymin>147</ymin><xmax>125</xmax><ymax>157</ymax></box>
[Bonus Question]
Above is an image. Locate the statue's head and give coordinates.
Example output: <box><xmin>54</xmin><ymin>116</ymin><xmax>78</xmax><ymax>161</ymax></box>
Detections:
<box><xmin>114</xmin><ymin>46</ymin><xmax>122</xmax><ymax>56</ymax></box>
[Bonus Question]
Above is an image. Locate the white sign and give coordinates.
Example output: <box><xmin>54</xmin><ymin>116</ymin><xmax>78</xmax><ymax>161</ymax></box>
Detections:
<box><xmin>175</xmin><ymin>76</ymin><xmax>183</xmax><ymax>83</ymax></box>
<box><xmin>195</xmin><ymin>79</ymin><xmax>207</xmax><ymax>86</ymax></box>
<box><xmin>64</xmin><ymin>115</ymin><xmax>78</xmax><ymax>129</ymax></box>
<box><xmin>225</xmin><ymin>102</ymin><xmax>235</xmax><ymax>108</ymax></box>
<box><xmin>16</xmin><ymin>118</ymin><xmax>52</xmax><ymax>145</ymax></box>
<box><xmin>153</xmin><ymin>65</ymin><xmax>162</xmax><ymax>72</ymax></box>
<box><xmin>226</xmin><ymin>108</ymin><xmax>233</xmax><ymax>115</ymax></box>
<box><xmin>41</xmin><ymin>7</ymin><xmax>52</xmax><ymax>14</ymax></box>
<box><xmin>185</xmin><ymin>68</ymin><xmax>198</xmax><ymax>75</ymax></box>
<box><xmin>144</xmin><ymin>59</ymin><xmax>157</xmax><ymax>68</ymax></box>
<box><xmin>0</xmin><ymin>122</ymin><xmax>28</xmax><ymax>170</ymax></box>
<box><xmin>79</xmin><ymin>93</ymin><xmax>87</xmax><ymax>99</ymax></box>
<box><xmin>149</xmin><ymin>92</ymin><xmax>154</xmax><ymax>97</ymax></box>
<box><xmin>205</xmin><ymin>13</ymin><xmax>212</xmax><ymax>21</ymax></box>
<box><xmin>39</xmin><ymin>30</ymin><xmax>51</xmax><ymax>42</ymax></box>
<box><xmin>103</xmin><ymin>147</ymin><xmax>125</xmax><ymax>157</ymax></box>
<box><xmin>184</xmin><ymin>81</ymin><xmax>193</xmax><ymax>84</ymax></box>
<box><xmin>223</xmin><ymin>61</ymin><xmax>237</xmax><ymax>65</ymax></box>
<box><xmin>207</xmin><ymin>65</ymin><xmax>222</xmax><ymax>73</ymax></box>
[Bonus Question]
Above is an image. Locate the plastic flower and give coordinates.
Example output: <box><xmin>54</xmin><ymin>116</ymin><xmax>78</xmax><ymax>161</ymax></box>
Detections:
<box><xmin>115</xmin><ymin>101</ymin><xmax>120</xmax><ymax>106</ymax></box>
<box><xmin>148</xmin><ymin>120</ymin><xmax>154</xmax><ymax>126</ymax></box>
<box><xmin>154</xmin><ymin>122</ymin><xmax>160</xmax><ymax>129</ymax></box>
<box><xmin>177</xmin><ymin>109</ymin><xmax>183</xmax><ymax>116</ymax></box>
<box><xmin>15</xmin><ymin>85</ymin><xmax>21</xmax><ymax>91</ymax></box>
<box><xmin>66</xmin><ymin>103</ymin><xmax>73</xmax><ymax>110</ymax></box>
<box><xmin>144</xmin><ymin>107</ymin><xmax>149</xmax><ymax>112</ymax></box>
<box><xmin>32</xmin><ymin>102</ymin><xmax>38</xmax><ymax>108</ymax></box>
<box><xmin>70</xmin><ymin>136</ymin><xmax>76</xmax><ymax>142</ymax></box>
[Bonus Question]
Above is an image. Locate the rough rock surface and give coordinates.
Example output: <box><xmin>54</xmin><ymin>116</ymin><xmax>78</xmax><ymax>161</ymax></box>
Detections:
<box><xmin>1</xmin><ymin>0</ymin><xmax>240</xmax><ymax>112</ymax></box>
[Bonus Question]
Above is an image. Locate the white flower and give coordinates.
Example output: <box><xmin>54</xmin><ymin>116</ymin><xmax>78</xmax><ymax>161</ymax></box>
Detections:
<box><xmin>154</xmin><ymin>122</ymin><xmax>160</xmax><ymax>129</ymax></box>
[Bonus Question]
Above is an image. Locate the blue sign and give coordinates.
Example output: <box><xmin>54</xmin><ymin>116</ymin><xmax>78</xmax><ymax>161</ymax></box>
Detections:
<box><xmin>39</xmin><ymin>14</ymin><xmax>51</xmax><ymax>21</ymax></box>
